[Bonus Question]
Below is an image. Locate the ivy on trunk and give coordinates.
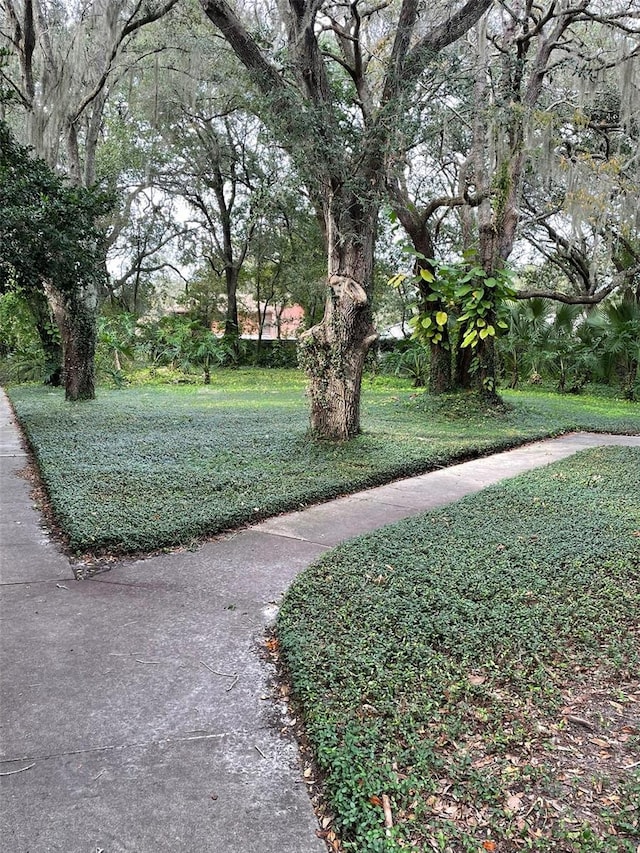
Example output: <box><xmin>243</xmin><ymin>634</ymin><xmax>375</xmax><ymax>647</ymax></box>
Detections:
<box><xmin>0</xmin><ymin>121</ymin><xmax>108</xmax><ymax>401</ymax></box>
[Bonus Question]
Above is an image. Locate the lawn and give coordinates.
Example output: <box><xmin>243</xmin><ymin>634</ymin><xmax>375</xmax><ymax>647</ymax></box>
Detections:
<box><xmin>6</xmin><ymin>369</ymin><xmax>640</xmax><ymax>554</ymax></box>
<box><xmin>277</xmin><ymin>446</ymin><xmax>640</xmax><ymax>852</ymax></box>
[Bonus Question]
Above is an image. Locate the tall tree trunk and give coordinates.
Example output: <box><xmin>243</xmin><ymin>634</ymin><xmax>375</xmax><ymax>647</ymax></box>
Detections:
<box><xmin>224</xmin><ymin>267</ymin><xmax>240</xmax><ymax>363</ymax></box>
<box><xmin>300</xmin><ymin>207</ymin><xmax>378</xmax><ymax>440</ymax></box>
<box><xmin>47</xmin><ymin>283</ymin><xmax>98</xmax><ymax>401</ymax></box>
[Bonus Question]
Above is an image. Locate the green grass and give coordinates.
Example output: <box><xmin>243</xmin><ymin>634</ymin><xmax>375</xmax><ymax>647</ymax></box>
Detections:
<box><xmin>6</xmin><ymin>369</ymin><xmax>640</xmax><ymax>554</ymax></box>
<box><xmin>277</xmin><ymin>447</ymin><xmax>640</xmax><ymax>852</ymax></box>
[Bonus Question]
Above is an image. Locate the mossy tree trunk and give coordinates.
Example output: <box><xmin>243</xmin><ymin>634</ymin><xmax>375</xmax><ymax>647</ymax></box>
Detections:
<box><xmin>300</xmin><ymin>204</ymin><xmax>378</xmax><ymax>440</ymax></box>
<box><xmin>47</xmin><ymin>283</ymin><xmax>98</xmax><ymax>401</ymax></box>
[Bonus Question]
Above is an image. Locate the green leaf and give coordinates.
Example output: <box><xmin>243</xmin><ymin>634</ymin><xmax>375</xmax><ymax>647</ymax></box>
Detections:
<box><xmin>435</xmin><ymin>311</ymin><xmax>448</xmax><ymax>326</ymax></box>
<box><xmin>497</xmin><ymin>320</ymin><xmax>509</xmax><ymax>329</ymax></box>
<box><xmin>419</xmin><ymin>268</ymin><xmax>435</xmax><ymax>283</ymax></box>
<box><xmin>479</xmin><ymin>327</ymin><xmax>490</xmax><ymax>340</ymax></box>
<box><xmin>461</xmin><ymin>330</ymin><xmax>478</xmax><ymax>348</ymax></box>
<box><xmin>454</xmin><ymin>285</ymin><xmax>475</xmax><ymax>298</ymax></box>
<box><xmin>484</xmin><ymin>277</ymin><xmax>498</xmax><ymax>288</ymax></box>
<box><xmin>421</xmin><ymin>317</ymin><xmax>432</xmax><ymax>329</ymax></box>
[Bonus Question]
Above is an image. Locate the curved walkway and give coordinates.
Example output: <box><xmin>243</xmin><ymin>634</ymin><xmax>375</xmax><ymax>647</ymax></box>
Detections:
<box><xmin>1</xmin><ymin>388</ymin><xmax>639</xmax><ymax>853</ymax></box>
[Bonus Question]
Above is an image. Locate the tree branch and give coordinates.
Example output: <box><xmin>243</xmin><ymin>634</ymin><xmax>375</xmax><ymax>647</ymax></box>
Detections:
<box><xmin>199</xmin><ymin>0</ymin><xmax>284</xmax><ymax>95</ymax></box>
<box><xmin>71</xmin><ymin>0</ymin><xmax>181</xmax><ymax>123</ymax></box>
<box><xmin>513</xmin><ymin>282</ymin><xmax>619</xmax><ymax>304</ymax></box>
<box><xmin>409</xmin><ymin>0</ymin><xmax>494</xmax><ymax>64</ymax></box>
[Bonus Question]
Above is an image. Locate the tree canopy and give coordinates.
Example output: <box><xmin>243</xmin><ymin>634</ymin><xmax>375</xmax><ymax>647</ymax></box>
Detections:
<box><xmin>0</xmin><ymin>120</ymin><xmax>109</xmax><ymax>298</ymax></box>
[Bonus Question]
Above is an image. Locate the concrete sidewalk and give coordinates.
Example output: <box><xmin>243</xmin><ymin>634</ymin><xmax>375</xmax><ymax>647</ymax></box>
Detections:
<box><xmin>1</xmin><ymin>388</ymin><xmax>639</xmax><ymax>853</ymax></box>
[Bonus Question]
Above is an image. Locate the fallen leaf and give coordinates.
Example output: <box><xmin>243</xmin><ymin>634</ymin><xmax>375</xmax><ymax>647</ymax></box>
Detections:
<box><xmin>469</xmin><ymin>674</ymin><xmax>486</xmax><ymax>686</ymax></box>
<box><xmin>369</xmin><ymin>795</ymin><xmax>383</xmax><ymax>807</ymax></box>
<box><xmin>506</xmin><ymin>794</ymin><xmax>522</xmax><ymax>812</ymax></box>
<box><xmin>482</xmin><ymin>842</ymin><xmax>497</xmax><ymax>852</ymax></box>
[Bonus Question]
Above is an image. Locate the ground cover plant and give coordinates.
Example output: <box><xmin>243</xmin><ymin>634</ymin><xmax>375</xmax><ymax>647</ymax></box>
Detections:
<box><xmin>277</xmin><ymin>447</ymin><xmax>640</xmax><ymax>852</ymax></box>
<box><xmin>6</xmin><ymin>369</ymin><xmax>640</xmax><ymax>555</ymax></box>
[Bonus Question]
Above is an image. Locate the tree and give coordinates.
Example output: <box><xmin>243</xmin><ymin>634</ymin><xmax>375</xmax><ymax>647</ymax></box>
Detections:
<box><xmin>165</xmin><ymin>111</ymin><xmax>269</xmax><ymax>344</ymax></box>
<box><xmin>198</xmin><ymin>0</ymin><xmax>493</xmax><ymax>439</ymax></box>
<box><xmin>0</xmin><ymin>121</ymin><xmax>108</xmax><ymax>399</ymax></box>
<box><xmin>0</xmin><ymin>0</ymin><xmax>180</xmax><ymax>399</ymax></box>
<box><xmin>455</xmin><ymin>0</ymin><xmax>640</xmax><ymax>391</ymax></box>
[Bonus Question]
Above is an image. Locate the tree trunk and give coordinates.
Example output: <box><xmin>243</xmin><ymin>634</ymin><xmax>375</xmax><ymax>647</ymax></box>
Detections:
<box><xmin>454</xmin><ymin>318</ymin><xmax>500</xmax><ymax>400</ymax></box>
<box><xmin>430</xmin><ymin>342</ymin><xmax>451</xmax><ymax>394</ymax></box>
<box><xmin>454</xmin><ymin>330</ymin><xmax>474</xmax><ymax>389</ymax></box>
<box><xmin>387</xmin><ymin>186</ymin><xmax>451</xmax><ymax>395</ymax></box>
<box><xmin>224</xmin><ymin>265</ymin><xmax>239</xmax><ymax>335</ymax></box>
<box><xmin>223</xmin><ymin>266</ymin><xmax>240</xmax><ymax>361</ymax></box>
<box><xmin>47</xmin><ymin>283</ymin><xmax>98</xmax><ymax>401</ymax></box>
<box><xmin>30</xmin><ymin>290</ymin><xmax>63</xmax><ymax>386</ymax></box>
<box><xmin>475</xmin><ymin>336</ymin><xmax>500</xmax><ymax>401</ymax></box>
<box><xmin>300</xmin><ymin>209</ymin><xmax>378</xmax><ymax>440</ymax></box>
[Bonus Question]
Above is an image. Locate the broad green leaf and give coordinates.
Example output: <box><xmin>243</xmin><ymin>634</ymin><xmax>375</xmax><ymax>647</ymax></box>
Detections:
<box><xmin>454</xmin><ymin>285</ymin><xmax>475</xmax><ymax>297</ymax></box>
<box><xmin>435</xmin><ymin>311</ymin><xmax>448</xmax><ymax>326</ymax></box>
<box><xmin>479</xmin><ymin>327</ymin><xmax>490</xmax><ymax>339</ymax></box>
<box><xmin>461</xmin><ymin>330</ymin><xmax>478</xmax><ymax>348</ymax></box>
<box><xmin>419</xmin><ymin>268</ymin><xmax>435</xmax><ymax>282</ymax></box>
<box><xmin>421</xmin><ymin>317</ymin><xmax>432</xmax><ymax>329</ymax></box>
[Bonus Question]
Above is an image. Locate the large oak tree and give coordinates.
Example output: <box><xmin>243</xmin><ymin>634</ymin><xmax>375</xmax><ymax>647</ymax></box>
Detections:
<box><xmin>198</xmin><ymin>0</ymin><xmax>492</xmax><ymax>438</ymax></box>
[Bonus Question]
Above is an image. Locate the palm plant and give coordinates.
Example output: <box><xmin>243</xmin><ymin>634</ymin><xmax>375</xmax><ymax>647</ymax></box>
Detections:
<box><xmin>498</xmin><ymin>298</ymin><xmax>553</xmax><ymax>388</ymax></box>
<box><xmin>587</xmin><ymin>298</ymin><xmax>640</xmax><ymax>399</ymax></box>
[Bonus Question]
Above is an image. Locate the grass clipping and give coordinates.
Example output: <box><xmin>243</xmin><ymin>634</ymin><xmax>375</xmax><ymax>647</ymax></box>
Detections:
<box><xmin>277</xmin><ymin>446</ymin><xmax>640</xmax><ymax>853</ymax></box>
